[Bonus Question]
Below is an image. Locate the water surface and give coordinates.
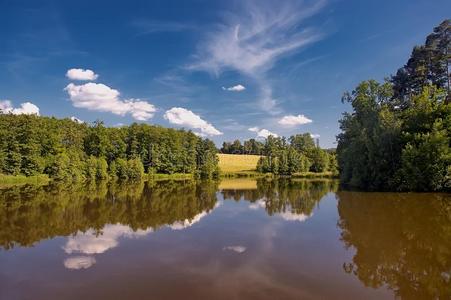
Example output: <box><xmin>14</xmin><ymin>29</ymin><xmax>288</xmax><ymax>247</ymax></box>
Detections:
<box><xmin>0</xmin><ymin>179</ymin><xmax>449</xmax><ymax>299</ymax></box>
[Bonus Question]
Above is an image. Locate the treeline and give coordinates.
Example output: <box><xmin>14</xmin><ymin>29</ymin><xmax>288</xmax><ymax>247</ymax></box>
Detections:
<box><xmin>0</xmin><ymin>114</ymin><xmax>219</xmax><ymax>181</ymax></box>
<box><xmin>337</xmin><ymin>20</ymin><xmax>450</xmax><ymax>191</ymax></box>
<box><xmin>221</xmin><ymin>139</ymin><xmax>265</xmax><ymax>155</ymax></box>
<box><xmin>0</xmin><ymin>180</ymin><xmax>218</xmax><ymax>249</ymax></box>
<box><xmin>256</xmin><ymin>134</ymin><xmax>337</xmax><ymax>175</ymax></box>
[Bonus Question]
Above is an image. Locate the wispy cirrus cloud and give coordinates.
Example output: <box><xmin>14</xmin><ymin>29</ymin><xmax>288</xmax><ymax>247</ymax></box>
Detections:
<box><xmin>189</xmin><ymin>0</ymin><xmax>326</xmax><ymax>113</ymax></box>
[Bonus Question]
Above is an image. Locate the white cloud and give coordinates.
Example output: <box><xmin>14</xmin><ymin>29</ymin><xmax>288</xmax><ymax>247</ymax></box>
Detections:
<box><xmin>248</xmin><ymin>127</ymin><xmax>278</xmax><ymax>138</ymax></box>
<box><xmin>66</xmin><ymin>68</ymin><xmax>99</xmax><ymax>81</ymax></box>
<box><xmin>310</xmin><ymin>133</ymin><xmax>320</xmax><ymax>139</ymax></box>
<box><xmin>64</xmin><ymin>83</ymin><xmax>156</xmax><ymax>121</ymax></box>
<box><xmin>278</xmin><ymin>114</ymin><xmax>312</xmax><ymax>126</ymax></box>
<box><xmin>222</xmin><ymin>84</ymin><xmax>246</xmax><ymax>92</ymax></box>
<box><xmin>0</xmin><ymin>100</ymin><xmax>40</xmax><ymax>115</ymax></box>
<box><xmin>64</xmin><ymin>256</ymin><xmax>96</xmax><ymax>270</ymax></box>
<box><xmin>70</xmin><ymin>116</ymin><xmax>84</xmax><ymax>124</ymax></box>
<box><xmin>223</xmin><ymin>245</ymin><xmax>247</xmax><ymax>253</ymax></box>
<box><xmin>164</xmin><ymin>107</ymin><xmax>222</xmax><ymax>136</ymax></box>
<box><xmin>189</xmin><ymin>0</ymin><xmax>325</xmax><ymax>112</ymax></box>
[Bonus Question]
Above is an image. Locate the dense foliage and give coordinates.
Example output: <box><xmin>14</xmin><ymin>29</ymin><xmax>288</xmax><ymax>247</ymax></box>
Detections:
<box><xmin>255</xmin><ymin>134</ymin><xmax>337</xmax><ymax>175</ymax></box>
<box><xmin>337</xmin><ymin>20</ymin><xmax>450</xmax><ymax>191</ymax></box>
<box><xmin>222</xmin><ymin>134</ymin><xmax>337</xmax><ymax>176</ymax></box>
<box><xmin>221</xmin><ymin>139</ymin><xmax>265</xmax><ymax>155</ymax></box>
<box><xmin>0</xmin><ymin>115</ymin><xmax>219</xmax><ymax>181</ymax></box>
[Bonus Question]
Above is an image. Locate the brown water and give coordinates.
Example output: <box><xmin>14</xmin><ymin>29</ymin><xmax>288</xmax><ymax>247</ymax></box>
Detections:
<box><xmin>0</xmin><ymin>179</ymin><xmax>449</xmax><ymax>300</ymax></box>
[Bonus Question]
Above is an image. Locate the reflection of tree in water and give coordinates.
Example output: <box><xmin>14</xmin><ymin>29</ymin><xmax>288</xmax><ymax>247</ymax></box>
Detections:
<box><xmin>221</xmin><ymin>179</ymin><xmax>338</xmax><ymax>216</ymax></box>
<box><xmin>337</xmin><ymin>192</ymin><xmax>451</xmax><ymax>299</ymax></box>
<box><xmin>0</xmin><ymin>180</ymin><xmax>218</xmax><ymax>250</ymax></box>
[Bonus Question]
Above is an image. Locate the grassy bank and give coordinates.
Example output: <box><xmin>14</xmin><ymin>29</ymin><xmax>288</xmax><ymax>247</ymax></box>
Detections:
<box><xmin>291</xmin><ymin>172</ymin><xmax>338</xmax><ymax>179</ymax></box>
<box><xmin>0</xmin><ymin>174</ymin><xmax>50</xmax><ymax>187</ymax></box>
<box><xmin>147</xmin><ymin>173</ymin><xmax>194</xmax><ymax>180</ymax></box>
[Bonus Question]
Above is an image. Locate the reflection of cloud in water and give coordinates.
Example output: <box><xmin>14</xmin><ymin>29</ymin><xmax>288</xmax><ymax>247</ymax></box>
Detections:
<box><xmin>249</xmin><ymin>199</ymin><xmax>266</xmax><ymax>210</ymax></box>
<box><xmin>169</xmin><ymin>211</ymin><xmax>209</xmax><ymax>230</ymax></box>
<box><xmin>64</xmin><ymin>256</ymin><xmax>96</xmax><ymax>270</ymax></box>
<box><xmin>168</xmin><ymin>201</ymin><xmax>221</xmax><ymax>230</ymax></box>
<box><xmin>223</xmin><ymin>245</ymin><xmax>247</xmax><ymax>253</ymax></box>
<box><xmin>249</xmin><ymin>199</ymin><xmax>312</xmax><ymax>222</ymax></box>
<box><xmin>277</xmin><ymin>211</ymin><xmax>312</xmax><ymax>222</ymax></box>
<box><xmin>63</xmin><ymin>224</ymin><xmax>153</xmax><ymax>255</ymax></box>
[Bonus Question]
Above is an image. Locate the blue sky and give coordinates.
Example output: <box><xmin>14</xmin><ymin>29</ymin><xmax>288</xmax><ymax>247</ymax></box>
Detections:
<box><xmin>1</xmin><ymin>0</ymin><xmax>450</xmax><ymax>147</ymax></box>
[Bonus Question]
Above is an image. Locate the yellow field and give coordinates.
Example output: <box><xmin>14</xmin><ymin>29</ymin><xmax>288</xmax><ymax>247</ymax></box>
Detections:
<box><xmin>218</xmin><ymin>178</ymin><xmax>258</xmax><ymax>190</ymax></box>
<box><xmin>217</xmin><ymin>154</ymin><xmax>261</xmax><ymax>173</ymax></box>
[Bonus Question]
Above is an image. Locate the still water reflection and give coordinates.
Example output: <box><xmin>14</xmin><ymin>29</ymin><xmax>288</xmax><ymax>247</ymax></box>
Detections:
<box><xmin>0</xmin><ymin>179</ymin><xmax>449</xmax><ymax>299</ymax></box>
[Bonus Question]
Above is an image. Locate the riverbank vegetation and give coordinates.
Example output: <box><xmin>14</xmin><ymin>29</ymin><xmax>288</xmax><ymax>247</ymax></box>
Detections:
<box><xmin>0</xmin><ymin>115</ymin><xmax>220</xmax><ymax>182</ymax></box>
<box><xmin>337</xmin><ymin>20</ymin><xmax>450</xmax><ymax>192</ymax></box>
<box><xmin>221</xmin><ymin>134</ymin><xmax>338</xmax><ymax>177</ymax></box>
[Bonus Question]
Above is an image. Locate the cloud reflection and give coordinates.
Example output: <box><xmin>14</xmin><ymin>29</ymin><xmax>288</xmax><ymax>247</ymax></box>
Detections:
<box><xmin>249</xmin><ymin>199</ymin><xmax>312</xmax><ymax>222</ymax></box>
<box><xmin>168</xmin><ymin>201</ymin><xmax>221</xmax><ymax>230</ymax></box>
<box><xmin>64</xmin><ymin>256</ymin><xmax>96</xmax><ymax>270</ymax></box>
<box><xmin>223</xmin><ymin>245</ymin><xmax>247</xmax><ymax>253</ymax></box>
<box><xmin>63</xmin><ymin>224</ymin><xmax>153</xmax><ymax>255</ymax></box>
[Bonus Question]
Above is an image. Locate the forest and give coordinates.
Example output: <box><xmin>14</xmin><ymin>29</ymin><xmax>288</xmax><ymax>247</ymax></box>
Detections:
<box><xmin>337</xmin><ymin>20</ymin><xmax>450</xmax><ymax>191</ymax></box>
<box><xmin>0</xmin><ymin>20</ymin><xmax>449</xmax><ymax>191</ymax></box>
<box><xmin>221</xmin><ymin>135</ymin><xmax>338</xmax><ymax>176</ymax></box>
<box><xmin>0</xmin><ymin>115</ymin><xmax>219</xmax><ymax>181</ymax></box>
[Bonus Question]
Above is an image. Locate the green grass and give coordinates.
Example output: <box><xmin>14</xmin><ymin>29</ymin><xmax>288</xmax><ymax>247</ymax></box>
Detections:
<box><xmin>147</xmin><ymin>173</ymin><xmax>194</xmax><ymax>180</ymax></box>
<box><xmin>0</xmin><ymin>174</ymin><xmax>50</xmax><ymax>187</ymax></box>
<box><xmin>291</xmin><ymin>172</ymin><xmax>338</xmax><ymax>179</ymax></box>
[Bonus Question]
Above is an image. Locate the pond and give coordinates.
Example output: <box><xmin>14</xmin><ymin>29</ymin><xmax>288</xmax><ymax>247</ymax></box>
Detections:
<box><xmin>0</xmin><ymin>179</ymin><xmax>450</xmax><ymax>299</ymax></box>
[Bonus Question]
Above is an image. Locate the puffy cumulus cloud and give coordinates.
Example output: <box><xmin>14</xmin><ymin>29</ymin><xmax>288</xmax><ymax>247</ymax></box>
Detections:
<box><xmin>70</xmin><ymin>116</ymin><xmax>84</xmax><ymax>124</ymax></box>
<box><xmin>164</xmin><ymin>107</ymin><xmax>222</xmax><ymax>136</ymax></box>
<box><xmin>66</xmin><ymin>68</ymin><xmax>99</xmax><ymax>81</ymax></box>
<box><xmin>248</xmin><ymin>127</ymin><xmax>278</xmax><ymax>138</ymax></box>
<box><xmin>222</xmin><ymin>84</ymin><xmax>246</xmax><ymax>92</ymax></box>
<box><xmin>310</xmin><ymin>133</ymin><xmax>320</xmax><ymax>139</ymax></box>
<box><xmin>278</xmin><ymin>114</ymin><xmax>312</xmax><ymax>126</ymax></box>
<box><xmin>64</xmin><ymin>256</ymin><xmax>96</xmax><ymax>270</ymax></box>
<box><xmin>63</xmin><ymin>224</ymin><xmax>153</xmax><ymax>255</ymax></box>
<box><xmin>0</xmin><ymin>100</ymin><xmax>40</xmax><ymax>115</ymax></box>
<box><xmin>64</xmin><ymin>83</ymin><xmax>156</xmax><ymax>121</ymax></box>
<box><xmin>223</xmin><ymin>245</ymin><xmax>247</xmax><ymax>253</ymax></box>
